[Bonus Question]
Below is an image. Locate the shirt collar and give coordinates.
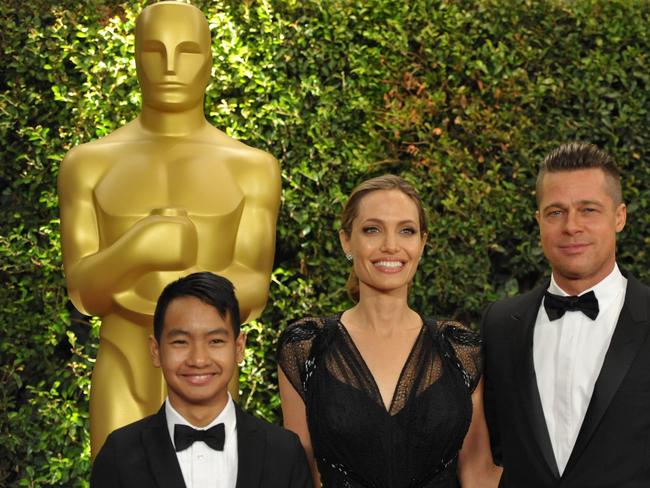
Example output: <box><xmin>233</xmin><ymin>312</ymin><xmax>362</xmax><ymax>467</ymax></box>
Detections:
<box><xmin>165</xmin><ymin>392</ymin><xmax>237</xmax><ymax>449</ymax></box>
<box><xmin>549</xmin><ymin>263</ymin><xmax>627</xmax><ymax>307</ymax></box>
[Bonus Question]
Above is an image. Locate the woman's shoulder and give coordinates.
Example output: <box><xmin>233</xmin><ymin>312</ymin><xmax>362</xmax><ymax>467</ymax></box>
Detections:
<box><xmin>278</xmin><ymin>315</ymin><xmax>345</xmax><ymax>354</ymax></box>
<box><xmin>422</xmin><ymin>316</ymin><xmax>480</xmax><ymax>345</ymax></box>
<box><xmin>279</xmin><ymin>316</ymin><xmax>331</xmax><ymax>343</ymax></box>
<box><xmin>424</xmin><ymin>316</ymin><xmax>483</xmax><ymax>391</ymax></box>
<box><xmin>436</xmin><ymin>318</ymin><xmax>481</xmax><ymax>346</ymax></box>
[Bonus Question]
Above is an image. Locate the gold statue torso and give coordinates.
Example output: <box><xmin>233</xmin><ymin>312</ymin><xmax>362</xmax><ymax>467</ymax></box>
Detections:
<box><xmin>93</xmin><ymin>136</ymin><xmax>248</xmax><ymax>313</ymax></box>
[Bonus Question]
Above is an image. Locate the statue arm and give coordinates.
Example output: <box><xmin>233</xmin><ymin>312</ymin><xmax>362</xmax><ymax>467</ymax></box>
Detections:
<box><xmin>226</xmin><ymin>154</ymin><xmax>281</xmax><ymax>323</ymax></box>
<box><xmin>58</xmin><ymin>148</ymin><xmax>198</xmax><ymax>316</ymax></box>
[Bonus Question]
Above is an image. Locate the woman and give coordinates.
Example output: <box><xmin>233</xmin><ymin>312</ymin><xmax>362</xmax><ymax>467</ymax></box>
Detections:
<box><xmin>278</xmin><ymin>175</ymin><xmax>501</xmax><ymax>487</ymax></box>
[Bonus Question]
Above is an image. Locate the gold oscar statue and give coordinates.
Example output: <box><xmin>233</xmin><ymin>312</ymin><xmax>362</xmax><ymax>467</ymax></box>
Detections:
<box><xmin>57</xmin><ymin>0</ymin><xmax>281</xmax><ymax>456</ymax></box>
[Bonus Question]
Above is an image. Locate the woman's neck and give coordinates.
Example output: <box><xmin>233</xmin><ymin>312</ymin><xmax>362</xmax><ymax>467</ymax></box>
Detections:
<box><xmin>343</xmin><ymin>292</ymin><xmax>420</xmax><ymax>337</ymax></box>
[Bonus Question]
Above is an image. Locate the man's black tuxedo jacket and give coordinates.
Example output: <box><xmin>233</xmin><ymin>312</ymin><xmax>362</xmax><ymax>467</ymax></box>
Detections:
<box><xmin>90</xmin><ymin>403</ymin><xmax>312</xmax><ymax>488</ymax></box>
<box><xmin>482</xmin><ymin>271</ymin><xmax>650</xmax><ymax>488</ymax></box>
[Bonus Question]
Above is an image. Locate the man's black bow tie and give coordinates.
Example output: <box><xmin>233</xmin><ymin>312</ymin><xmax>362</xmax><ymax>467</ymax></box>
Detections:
<box><xmin>174</xmin><ymin>423</ymin><xmax>225</xmax><ymax>452</ymax></box>
<box><xmin>543</xmin><ymin>290</ymin><xmax>599</xmax><ymax>321</ymax></box>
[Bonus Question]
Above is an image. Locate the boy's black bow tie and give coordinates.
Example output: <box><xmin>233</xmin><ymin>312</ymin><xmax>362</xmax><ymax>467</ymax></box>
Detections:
<box><xmin>174</xmin><ymin>423</ymin><xmax>225</xmax><ymax>452</ymax></box>
<box><xmin>544</xmin><ymin>290</ymin><xmax>599</xmax><ymax>321</ymax></box>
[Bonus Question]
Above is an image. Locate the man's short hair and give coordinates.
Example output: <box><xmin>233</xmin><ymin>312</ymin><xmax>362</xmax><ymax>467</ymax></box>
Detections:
<box><xmin>536</xmin><ymin>142</ymin><xmax>623</xmax><ymax>205</ymax></box>
<box><xmin>153</xmin><ymin>272</ymin><xmax>241</xmax><ymax>342</ymax></box>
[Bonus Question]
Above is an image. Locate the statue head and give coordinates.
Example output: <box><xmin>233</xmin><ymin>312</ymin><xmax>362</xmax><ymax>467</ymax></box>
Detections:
<box><xmin>135</xmin><ymin>1</ymin><xmax>212</xmax><ymax>112</ymax></box>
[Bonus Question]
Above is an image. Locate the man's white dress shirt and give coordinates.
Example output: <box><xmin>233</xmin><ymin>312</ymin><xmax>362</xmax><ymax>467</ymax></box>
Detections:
<box><xmin>533</xmin><ymin>264</ymin><xmax>626</xmax><ymax>475</ymax></box>
<box><xmin>166</xmin><ymin>394</ymin><xmax>238</xmax><ymax>488</ymax></box>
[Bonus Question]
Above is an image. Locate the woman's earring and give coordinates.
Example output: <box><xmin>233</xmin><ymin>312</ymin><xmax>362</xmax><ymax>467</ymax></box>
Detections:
<box><xmin>345</xmin><ymin>253</ymin><xmax>353</xmax><ymax>261</ymax></box>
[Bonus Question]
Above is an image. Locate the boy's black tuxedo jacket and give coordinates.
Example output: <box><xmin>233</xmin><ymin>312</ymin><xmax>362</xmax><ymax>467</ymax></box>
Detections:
<box><xmin>90</xmin><ymin>403</ymin><xmax>312</xmax><ymax>488</ymax></box>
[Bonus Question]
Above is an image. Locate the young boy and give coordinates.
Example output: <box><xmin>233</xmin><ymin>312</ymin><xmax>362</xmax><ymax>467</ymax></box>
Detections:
<box><xmin>91</xmin><ymin>272</ymin><xmax>312</xmax><ymax>488</ymax></box>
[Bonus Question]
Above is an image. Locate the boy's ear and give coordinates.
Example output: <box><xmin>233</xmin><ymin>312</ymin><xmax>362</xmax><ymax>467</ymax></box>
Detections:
<box><xmin>235</xmin><ymin>332</ymin><xmax>246</xmax><ymax>364</ymax></box>
<box><xmin>149</xmin><ymin>335</ymin><xmax>161</xmax><ymax>368</ymax></box>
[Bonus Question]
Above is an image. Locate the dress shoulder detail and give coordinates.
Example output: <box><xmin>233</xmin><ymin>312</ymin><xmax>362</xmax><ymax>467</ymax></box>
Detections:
<box><xmin>277</xmin><ymin>316</ymin><xmax>332</xmax><ymax>401</ymax></box>
<box><xmin>435</xmin><ymin>319</ymin><xmax>483</xmax><ymax>393</ymax></box>
<box><xmin>278</xmin><ymin>316</ymin><xmax>325</xmax><ymax>345</ymax></box>
<box><xmin>440</xmin><ymin>320</ymin><xmax>482</xmax><ymax>346</ymax></box>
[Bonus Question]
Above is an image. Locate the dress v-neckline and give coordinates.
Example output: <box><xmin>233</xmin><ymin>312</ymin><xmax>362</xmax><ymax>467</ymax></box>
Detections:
<box><xmin>335</xmin><ymin>314</ymin><xmax>425</xmax><ymax>414</ymax></box>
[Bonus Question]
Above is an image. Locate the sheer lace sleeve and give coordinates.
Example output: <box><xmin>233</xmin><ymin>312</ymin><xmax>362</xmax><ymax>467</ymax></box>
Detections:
<box><xmin>277</xmin><ymin>317</ymin><xmax>324</xmax><ymax>401</ymax></box>
<box><xmin>439</xmin><ymin>320</ymin><xmax>483</xmax><ymax>393</ymax></box>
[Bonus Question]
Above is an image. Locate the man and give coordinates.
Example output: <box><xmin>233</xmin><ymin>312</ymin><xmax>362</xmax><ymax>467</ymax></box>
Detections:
<box><xmin>482</xmin><ymin>142</ymin><xmax>650</xmax><ymax>487</ymax></box>
<box><xmin>91</xmin><ymin>272</ymin><xmax>312</xmax><ymax>488</ymax></box>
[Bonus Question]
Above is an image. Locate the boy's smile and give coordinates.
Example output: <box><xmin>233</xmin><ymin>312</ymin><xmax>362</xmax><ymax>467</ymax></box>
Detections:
<box><xmin>150</xmin><ymin>295</ymin><xmax>245</xmax><ymax>426</ymax></box>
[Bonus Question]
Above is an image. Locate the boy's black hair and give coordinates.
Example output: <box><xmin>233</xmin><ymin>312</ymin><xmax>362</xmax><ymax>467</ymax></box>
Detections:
<box><xmin>153</xmin><ymin>272</ymin><xmax>240</xmax><ymax>342</ymax></box>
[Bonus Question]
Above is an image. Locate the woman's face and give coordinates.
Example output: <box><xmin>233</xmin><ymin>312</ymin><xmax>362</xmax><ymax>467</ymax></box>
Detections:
<box><xmin>340</xmin><ymin>189</ymin><xmax>426</xmax><ymax>299</ymax></box>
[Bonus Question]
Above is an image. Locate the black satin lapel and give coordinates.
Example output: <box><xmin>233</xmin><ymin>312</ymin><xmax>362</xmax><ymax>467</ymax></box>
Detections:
<box><xmin>566</xmin><ymin>279</ymin><xmax>650</xmax><ymax>472</ymax></box>
<box><xmin>512</xmin><ymin>284</ymin><xmax>560</xmax><ymax>479</ymax></box>
<box><xmin>235</xmin><ymin>406</ymin><xmax>265</xmax><ymax>488</ymax></box>
<box><xmin>144</xmin><ymin>407</ymin><xmax>187</xmax><ymax>488</ymax></box>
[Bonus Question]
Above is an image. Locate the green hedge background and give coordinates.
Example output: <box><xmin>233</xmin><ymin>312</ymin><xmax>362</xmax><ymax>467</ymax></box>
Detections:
<box><xmin>1</xmin><ymin>0</ymin><xmax>649</xmax><ymax>485</ymax></box>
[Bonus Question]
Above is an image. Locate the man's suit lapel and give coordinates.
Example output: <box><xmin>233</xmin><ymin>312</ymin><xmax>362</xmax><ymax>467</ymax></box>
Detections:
<box><xmin>511</xmin><ymin>282</ymin><xmax>561</xmax><ymax>479</ymax></box>
<box><xmin>142</xmin><ymin>405</ymin><xmax>187</xmax><ymax>488</ymax></box>
<box><xmin>235</xmin><ymin>405</ymin><xmax>265</xmax><ymax>488</ymax></box>
<box><xmin>564</xmin><ymin>274</ymin><xmax>650</xmax><ymax>472</ymax></box>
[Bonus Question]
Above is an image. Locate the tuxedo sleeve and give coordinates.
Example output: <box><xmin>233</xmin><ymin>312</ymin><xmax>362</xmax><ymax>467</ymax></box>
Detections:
<box><xmin>480</xmin><ymin>302</ymin><xmax>502</xmax><ymax>466</ymax></box>
<box><xmin>90</xmin><ymin>434</ymin><xmax>120</xmax><ymax>488</ymax></box>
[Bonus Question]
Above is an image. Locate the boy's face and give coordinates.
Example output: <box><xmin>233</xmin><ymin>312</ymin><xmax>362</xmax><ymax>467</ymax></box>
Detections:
<box><xmin>150</xmin><ymin>296</ymin><xmax>244</xmax><ymax>420</ymax></box>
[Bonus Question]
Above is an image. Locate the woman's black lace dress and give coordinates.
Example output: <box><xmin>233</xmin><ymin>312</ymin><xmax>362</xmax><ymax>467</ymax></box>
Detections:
<box><xmin>277</xmin><ymin>314</ymin><xmax>482</xmax><ymax>488</ymax></box>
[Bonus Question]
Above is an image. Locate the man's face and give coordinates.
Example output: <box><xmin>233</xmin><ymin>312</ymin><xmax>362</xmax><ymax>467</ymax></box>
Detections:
<box><xmin>150</xmin><ymin>296</ymin><xmax>244</xmax><ymax>420</ymax></box>
<box><xmin>535</xmin><ymin>168</ymin><xmax>626</xmax><ymax>294</ymax></box>
<box><xmin>135</xmin><ymin>4</ymin><xmax>211</xmax><ymax>111</ymax></box>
